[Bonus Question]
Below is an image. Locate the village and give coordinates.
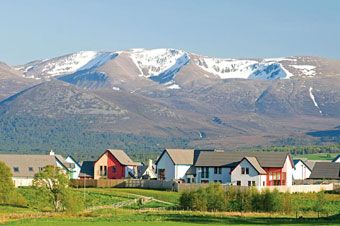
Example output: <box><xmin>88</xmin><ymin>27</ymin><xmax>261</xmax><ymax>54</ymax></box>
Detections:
<box><xmin>1</xmin><ymin>149</ymin><xmax>339</xmax><ymax>192</ymax></box>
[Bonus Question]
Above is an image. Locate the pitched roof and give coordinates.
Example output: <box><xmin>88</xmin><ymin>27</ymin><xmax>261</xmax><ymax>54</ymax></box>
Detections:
<box><xmin>293</xmin><ymin>159</ymin><xmax>313</xmax><ymax>171</ymax></box>
<box><xmin>243</xmin><ymin>156</ymin><xmax>267</xmax><ymax>174</ymax></box>
<box><xmin>55</xmin><ymin>155</ymin><xmax>75</xmax><ymax>169</ymax></box>
<box><xmin>195</xmin><ymin>151</ymin><xmax>290</xmax><ymax>168</ymax></box>
<box><xmin>107</xmin><ymin>149</ymin><xmax>139</xmax><ymax>166</ymax></box>
<box><xmin>79</xmin><ymin>161</ymin><xmax>94</xmax><ymax>178</ymax></box>
<box><xmin>0</xmin><ymin>154</ymin><xmax>57</xmax><ymax>177</ymax></box>
<box><xmin>185</xmin><ymin>165</ymin><xmax>196</xmax><ymax>175</ymax></box>
<box><xmin>332</xmin><ymin>154</ymin><xmax>340</xmax><ymax>163</ymax></box>
<box><xmin>309</xmin><ymin>162</ymin><xmax>340</xmax><ymax>179</ymax></box>
<box><xmin>156</xmin><ymin>149</ymin><xmax>195</xmax><ymax>165</ymax></box>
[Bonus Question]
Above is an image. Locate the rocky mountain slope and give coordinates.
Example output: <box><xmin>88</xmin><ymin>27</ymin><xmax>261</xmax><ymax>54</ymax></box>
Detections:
<box><xmin>1</xmin><ymin>48</ymin><xmax>340</xmax><ymax>154</ymax></box>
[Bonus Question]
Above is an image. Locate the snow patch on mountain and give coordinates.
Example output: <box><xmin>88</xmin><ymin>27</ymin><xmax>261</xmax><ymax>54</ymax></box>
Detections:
<box><xmin>129</xmin><ymin>48</ymin><xmax>190</xmax><ymax>84</ymax></box>
<box><xmin>309</xmin><ymin>87</ymin><xmax>322</xmax><ymax>115</ymax></box>
<box><xmin>290</xmin><ymin>65</ymin><xmax>316</xmax><ymax>77</ymax></box>
<box><xmin>194</xmin><ymin>56</ymin><xmax>295</xmax><ymax>80</ymax></box>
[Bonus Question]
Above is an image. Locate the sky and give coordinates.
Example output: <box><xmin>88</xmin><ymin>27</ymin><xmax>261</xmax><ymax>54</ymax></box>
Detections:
<box><xmin>1</xmin><ymin>0</ymin><xmax>340</xmax><ymax>65</ymax></box>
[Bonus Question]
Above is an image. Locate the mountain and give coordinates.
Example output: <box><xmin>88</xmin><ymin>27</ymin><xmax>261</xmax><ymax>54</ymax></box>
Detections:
<box><xmin>1</xmin><ymin>48</ymin><xmax>340</xmax><ymax>155</ymax></box>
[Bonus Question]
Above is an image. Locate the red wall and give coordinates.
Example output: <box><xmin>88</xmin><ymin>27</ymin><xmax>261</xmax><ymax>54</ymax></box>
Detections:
<box><xmin>107</xmin><ymin>151</ymin><xmax>125</xmax><ymax>179</ymax></box>
<box><xmin>264</xmin><ymin>167</ymin><xmax>286</xmax><ymax>186</ymax></box>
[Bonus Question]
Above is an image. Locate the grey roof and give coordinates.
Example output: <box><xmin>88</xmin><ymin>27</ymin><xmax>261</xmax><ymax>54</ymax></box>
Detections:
<box><xmin>243</xmin><ymin>157</ymin><xmax>267</xmax><ymax>174</ymax></box>
<box><xmin>156</xmin><ymin>149</ymin><xmax>195</xmax><ymax>165</ymax></box>
<box><xmin>185</xmin><ymin>165</ymin><xmax>196</xmax><ymax>176</ymax></box>
<box><xmin>107</xmin><ymin>149</ymin><xmax>139</xmax><ymax>166</ymax></box>
<box><xmin>294</xmin><ymin>159</ymin><xmax>313</xmax><ymax>171</ymax></box>
<box><xmin>0</xmin><ymin>154</ymin><xmax>57</xmax><ymax>177</ymax></box>
<box><xmin>195</xmin><ymin>151</ymin><xmax>290</xmax><ymax>168</ymax></box>
<box><xmin>55</xmin><ymin>155</ymin><xmax>75</xmax><ymax>169</ymax></box>
<box><xmin>79</xmin><ymin>161</ymin><xmax>94</xmax><ymax>178</ymax></box>
<box><xmin>309</xmin><ymin>162</ymin><xmax>340</xmax><ymax>179</ymax></box>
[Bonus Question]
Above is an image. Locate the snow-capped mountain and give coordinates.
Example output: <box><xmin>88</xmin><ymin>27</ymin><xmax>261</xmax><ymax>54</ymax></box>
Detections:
<box><xmin>16</xmin><ymin>51</ymin><xmax>117</xmax><ymax>80</ymax></box>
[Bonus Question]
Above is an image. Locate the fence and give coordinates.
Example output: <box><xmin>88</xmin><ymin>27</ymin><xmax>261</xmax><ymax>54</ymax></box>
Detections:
<box><xmin>71</xmin><ymin>179</ymin><xmax>177</xmax><ymax>190</ymax></box>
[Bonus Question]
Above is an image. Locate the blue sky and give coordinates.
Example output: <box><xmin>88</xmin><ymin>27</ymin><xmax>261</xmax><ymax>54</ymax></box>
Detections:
<box><xmin>1</xmin><ymin>0</ymin><xmax>340</xmax><ymax>64</ymax></box>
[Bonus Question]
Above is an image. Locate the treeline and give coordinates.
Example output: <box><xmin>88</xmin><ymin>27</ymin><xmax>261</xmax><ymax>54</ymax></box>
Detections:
<box><xmin>179</xmin><ymin>184</ymin><xmax>337</xmax><ymax>216</ymax></box>
<box><xmin>240</xmin><ymin>143</ymin><xmax>340</xmax><ymax>155</ymax></box>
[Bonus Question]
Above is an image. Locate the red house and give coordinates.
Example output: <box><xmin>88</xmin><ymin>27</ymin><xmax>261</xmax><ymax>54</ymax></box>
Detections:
<box><xmin>94</xmin><ymin>149</ymin><xmax>139</xmax><ymax>179</ymax></box>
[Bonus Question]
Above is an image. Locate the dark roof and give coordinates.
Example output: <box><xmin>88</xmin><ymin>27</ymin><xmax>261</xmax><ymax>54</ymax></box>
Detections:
<box><xmin>195</xmin><ymin>151</ymin><xmax>290</xmax><ymax>168</ymax></box>
<box><xmin>332</xmin><ymin>154</ymin><xmax>340</xmax><ymax>162</ymax></box>
<box><xmin>243</xmin><ymin>157</ymin><xmax>267</xmax><ymax>174</ymax></box>
<box><xmin>309</xmin><ymin>162</ymin><xmax>340</xmax><ymax>179</ymax></box>
<box><xmin>185</xmin><ymin>165</ymin><xmax>196</xmax><ymax>176</ymax></box>
<box><xmin>79</xmin><ymin>161</ymin><xmax>94</xmax><ymax>178</ymax></box>
<box><xmin>0</xmin><ymin>154</ymin><xmax>57</xmax><ymax>177</ymax></box>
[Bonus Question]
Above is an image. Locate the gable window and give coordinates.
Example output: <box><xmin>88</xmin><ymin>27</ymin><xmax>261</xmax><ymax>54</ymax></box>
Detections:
<box><xmin>241</xmin><ymin>167</ymin><xmax>249</xmax><ymax>175</ymax></box>
<box><xmin>112</xmin><ymin>166</ymin><xmax>116</xmax><ymax>173</ymax></box>
<box><xmin>13</xmin><ymin>167</ymin><xmax>19</xmax><ymax>172</ymax></box>
<box><xmin>246</xmin><ymin>168</ymin><xmax>249</xmax><ymax>174</ymax></box>
<box><xmin>158</xmin><ymin>169</ymin><xmax>165</xmax><ymax>180</ymax></box>
<box><xmin>28</xmin><ymin>167</ymin><xmax>33</xmax><ymax>172</ymax></box>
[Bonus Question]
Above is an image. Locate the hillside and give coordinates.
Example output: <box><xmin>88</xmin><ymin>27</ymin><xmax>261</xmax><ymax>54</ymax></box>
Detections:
<box><xmin>0</xmin><ymin>49</ymin><xmax>340</xmax><ymax>156</ymax></box>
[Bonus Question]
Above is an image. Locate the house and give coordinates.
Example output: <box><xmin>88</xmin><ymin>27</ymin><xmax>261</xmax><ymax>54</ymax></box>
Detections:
<box><xmin>93</xmin><ymin>149</ymin><xmax>139</xmax><ymax>179</ymax></box>
<box><xmin>309</xmin><ymin>162</ymin><xmax>340</xmax><ymax>180</ymax></box>
<box><xmin>155</xmin><ymin>149</ymin><xmax>195</xmax><ymax>181</ymax></box>
<box><xmin>79</xmin><ymin>161</ymin><xmax>94</xmax><ymax>179</ymax></box>
<box><xmin>137</xmin><ymin>159</ymin><xmax>157</xmax><ymax>179</ymax></box>
<box><xmin>0</xmin><ymin>152</ymin><xmax>75</xmax><ymax>187</ymax></box>
<box><xmin>332</xmin><ymin>154</ymin><xmax>340</xmax><ymax>163</ymax></box>
<box><xmin>65</xmin><ymin>155</ymin><xmax>81</xmax><ymax>179</ymax></box>
<box><xmin>195</xmin><ymin>151</ymin><xmax>294</xmax><ymax>186</ymax></box>
<box><xmin>292</xmin><ymin>159</ymin><xmax>312</xmax><ymax>180</ymax></box>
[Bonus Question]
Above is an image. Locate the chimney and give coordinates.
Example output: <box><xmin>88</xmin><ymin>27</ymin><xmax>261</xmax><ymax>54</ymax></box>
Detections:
<box><xmin>49</xmin><ymin>150</ymin><xmax>55</xmax><ymax>156</ymax></box>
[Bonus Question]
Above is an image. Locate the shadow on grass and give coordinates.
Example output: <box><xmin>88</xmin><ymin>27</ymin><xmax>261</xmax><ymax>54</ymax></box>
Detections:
<box><xmin>163</xmin><ymin>213</ymin><xmax>340</xmax><ymax>225</ymax></box>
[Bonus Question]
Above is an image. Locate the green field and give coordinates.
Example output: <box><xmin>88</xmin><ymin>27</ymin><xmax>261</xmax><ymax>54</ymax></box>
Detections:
<box><xmin>293</xmin><ymin>152</ymin><xmax>339</xmax><ymax>160</ymax></box>
<box><xmin>1</xmin><ymin>188</ymin><xmax>339</xmax><ymax>226</ymax></box>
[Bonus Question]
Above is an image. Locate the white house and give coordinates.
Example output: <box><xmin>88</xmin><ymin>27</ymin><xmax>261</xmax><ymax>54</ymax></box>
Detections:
<box><xmin>292</xmin><ymin>159</ymin><xmax>312</xmax><ymax>180</ymax></box>
<box><xmin>155</xmin><ymin>149</ymin><xmax>194</xmax><ymax>181</ymax></box>
<box><xmin>231</xmin><ymin>157</ymin><xmax>267</xmax><ymax>187</ymax></box>
<box><xmin>194</xmin><ymin>151</ymin><xmax>294</xmax><ymax>187</ymax></box>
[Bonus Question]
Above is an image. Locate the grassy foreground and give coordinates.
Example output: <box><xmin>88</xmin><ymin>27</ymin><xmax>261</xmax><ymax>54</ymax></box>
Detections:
<box><xmin>2</xmin><ymin>208</ymin><xmax>340</xmax><ymax>226</ymax></box>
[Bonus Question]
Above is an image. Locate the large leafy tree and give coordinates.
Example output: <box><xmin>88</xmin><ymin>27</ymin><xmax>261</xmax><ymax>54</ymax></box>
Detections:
<box><xmin>33</xmin><ymin>165</ymin><xmax>73</xmax><ymax>212</ymax></box>
<box><xmin>0</xmin><ymin>161</ymin><xmax>15</xmax><ymax>204</ymax></box>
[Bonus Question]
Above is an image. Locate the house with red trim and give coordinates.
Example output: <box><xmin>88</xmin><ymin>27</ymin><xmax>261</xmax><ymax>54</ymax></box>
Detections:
<box><xmin>93</xmin><ymin>149</ymin><xmax>139</xmax><ymax>179</ymax></box>
<box><xmin>194</xmin><ymin>151</ymin><xmax>294</xmax><ymax>186</ymax></box>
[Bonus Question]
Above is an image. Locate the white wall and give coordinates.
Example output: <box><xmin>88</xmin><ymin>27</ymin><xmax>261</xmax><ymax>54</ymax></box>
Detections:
<box><xmin>283</xmin><ymin>156</ymin><xmax>294</xmax><ymax>186</ymax></box>
<box><xmin>230</xmin><ymin>159</ymin><xmax>262</xmax><ymax>186</ymax></box>
<box><xmin>196</xmin><ymin>167</ymin><xmax>231</xmax><ymax>184</ymax></box>
<box><xmin>13</xmin><ymin>178</ymin><xmax>33</xmax><ymax>187</ymax></box>
<box><xmin>156</xmin><ymin>152</ymin><xmax>175</xmax><ymax>180</ymax></box>
<box><xmin>66</xmin><ymin>156</ymin><xmax>81</xmax><ymax>179</ymax></box>
<box><xmin>293</xmin><ymin>161</ymin><xmax>311</xmax><ymax>180</ymax></box>
<box><xmin>175</xmin><ymin>165</ymin><xmax>191</xmax><ymax>180</ymax></box>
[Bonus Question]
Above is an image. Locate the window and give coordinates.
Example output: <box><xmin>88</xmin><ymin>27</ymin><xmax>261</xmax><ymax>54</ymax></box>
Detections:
<box><xmin>39</xmin><ymin>167</ymin><xmax>43</xmax><ymax>171</ymax></box>
<box><xmin>236</xmin><ymin>181</ymin><xmax>241</xmax><ymax>186</ymax></box>
<box><xmin>100</xmin><ymin>165</ymin><xmax>107</xmax><ymax>176</ymax></box>
<box><xmin>13</xmin><ymin>167</ymin><xmax>19</xmax><ymax>172</ymax></box>
<box><xmin>201</xmin><ymin>167</ymin><xmax>209</xmax><ymax>178</ymax></box>
<box><xmin>112</xmin><ymin>166</ymin><xmax>116</xmax><ymax>173</ymax></box>
<box><xmin>241</xmin><ymin>167</ymin><xmax>245</xmax><ymax>174</ymax></box>
<box><xmin>158</xmin><ymin>169</ymin><xmax>165</xmax><ymax>180</ymax></box>
<box><xmin>246</xmin><ymin>168</ymin><xmax>249</xmax><ymax>174</ymax></box>
<box><xmin>214</xmin><ymin>167</ymin><xmax>222</xmax><ymax>174</ymax></box>
<box><xmin>187</xmin><ymin>178</ymin><xmax>191</xmax><ymax>183</ymax></box>
<box><xmin>252</xmin><ymin>181</ymin><xmax>256</xmax><ymax>186</ymax></box>
<box><xmin>263</xmin><ymin>181</ymin><xmax>265</xmax><ymax>186</ymax></box>
<box><xmin>28</xmin><ymin>167</ymin><xmax>33</xmax><ymax>172</ymax></box>
<box><xmin>248</xmin><ymin>181</ymin><xmax>251</xmax><ymax>186</ymax></box>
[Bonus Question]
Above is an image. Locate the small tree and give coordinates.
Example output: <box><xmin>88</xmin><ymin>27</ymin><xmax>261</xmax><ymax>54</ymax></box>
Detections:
<box><xmin>33</xmin><ymin>165</ymin><xmax>83</xmax><ymax>212</ymax></box>
<box><xmin>0</xmin><ymin>161</ymin><xmax>15</xmax><ymax>204</ymax></box>
<box><xmin>314</xmin><ymin>191</ymin><xmax>326</xmax><ymax>218</ymax></box>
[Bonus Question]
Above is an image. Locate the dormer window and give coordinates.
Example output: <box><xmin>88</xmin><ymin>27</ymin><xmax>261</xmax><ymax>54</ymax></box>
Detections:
<box><xmin>13</xmin><ymin>167</ymin><xmax>19</xmax><ymax>172</ymax></box>
<box><xmin>28</xmin><ymin>167</ymin><xmax>34</xmax><ymax>172</ymax></box>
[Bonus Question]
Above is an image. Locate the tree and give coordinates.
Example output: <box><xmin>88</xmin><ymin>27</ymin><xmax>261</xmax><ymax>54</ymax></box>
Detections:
<box><xmin>0</xmin><ymin>161</ymin><xmax>15</xmax><ymax>204</ymax></box>
<box><xmin>314</xmin><ymin>191</ymin><xmax>326</xmax><ymax>218</ymax></box>
<box><xmin>33</xmin><ymin>165</ymin><xmax>83</xmax><ymax>212</ymax></box>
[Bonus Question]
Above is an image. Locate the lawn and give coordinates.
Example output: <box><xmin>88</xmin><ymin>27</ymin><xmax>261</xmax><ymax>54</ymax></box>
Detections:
<box><xmin>292</xmin><ymin>153</ymin><xmax>339</xmax><ymax>160</ymax></box>
<box><xmin>2</xmin><ymin>209</ymin><xmax>340</xmax><ymax>226</ymax></box>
